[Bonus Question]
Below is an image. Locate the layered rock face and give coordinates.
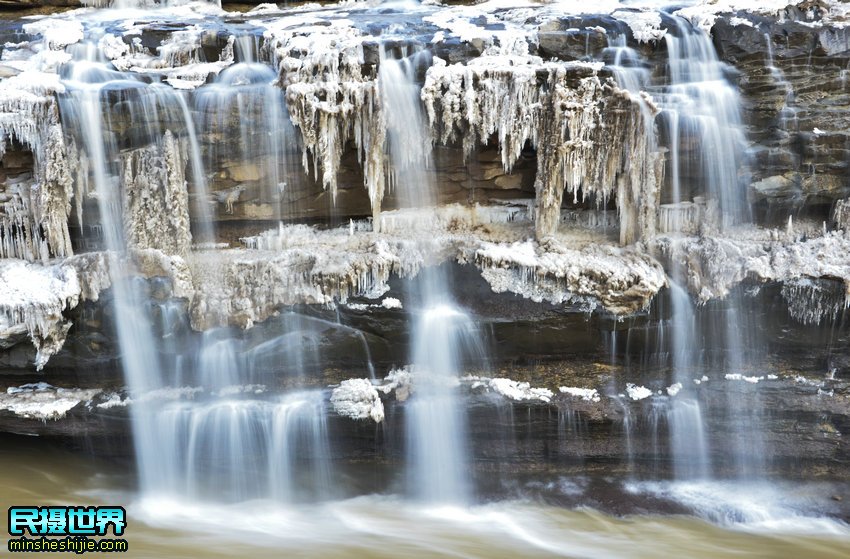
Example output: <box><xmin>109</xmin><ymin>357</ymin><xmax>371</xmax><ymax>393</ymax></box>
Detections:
<box><xmin>0</xmin><ymin>0</ymin><xmax>848</xmax><ymax>483</ymax></box>
<box><xmin>712</xmin><ymin>6</ymin><xmax>850</xmax><ymax>221</ymax></box>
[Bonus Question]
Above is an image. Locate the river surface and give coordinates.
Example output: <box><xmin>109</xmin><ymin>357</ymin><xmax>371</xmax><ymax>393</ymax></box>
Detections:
<box><xmin>2</xmin><ymin>440</ymin><xmax>848</xmax><ymax>558</ymax></box>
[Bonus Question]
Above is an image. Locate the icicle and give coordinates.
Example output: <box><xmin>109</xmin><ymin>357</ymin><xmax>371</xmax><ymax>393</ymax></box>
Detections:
<box><xmin>121</xmin><ymin>131</ymin><xmax>192</xmax><ymax>256</ymax></box>
<box><xmin>0</xmin><ymin>70</ymin><xmax>75</xmax><ymax>262</ymax></box>
<box><xmin>833</xmin><ymin>198</ymin><xmax>850</xmax><ymax>230</ymax></box>
<box><xmin>781</xmin><ymin>278</ymin><xmax>846</xmax><ymax>325</ymax></box>
<box><xmin>267</xmin><ymin>20</ymin><xmax>387</xmax><ymax>225</ymax></box>
<box><xmin>421</xmin><ymin>57</ymin><xmax>662</xmax><ymax>243</ymax></box>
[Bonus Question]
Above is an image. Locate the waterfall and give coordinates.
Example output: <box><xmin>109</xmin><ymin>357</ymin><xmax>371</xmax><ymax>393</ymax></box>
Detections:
<box><xmin>607</xmin><ymin>16</ymin><xmax>755</xmax><ymax>481</ymax></box>
<box><xmin>667</xmin><ymin>283</ymin><xmax>710</xmax><ymax>480</ymax></box>
<box><xmin>662</xmin><ymin>18</ymin><xmax>750</xmax><ymax>227</ymax></box>
<box><xmin>194</xmin><ymin>56</ymin><xmax>294</xmax><ymax>226</ymax></box>
<box><xmin>379</xmin><ymin>48</ymin><xmax>488</xmax><ymax>503</ymax></box>
<box><xmin>58</xmin><ymin>32</ymin><xmax>334</xmax><ymax>504</ymax></box>
<box><xmin>59</xmin><ymin>43</ymin><xmax>198</xmax><ymax>494</ymax></box>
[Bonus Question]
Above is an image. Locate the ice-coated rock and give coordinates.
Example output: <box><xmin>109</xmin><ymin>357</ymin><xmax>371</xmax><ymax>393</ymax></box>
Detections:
<box><xmin>331</xmin><ymin>378</ymin><xmax>385</xmax><ymax>423</ymax></box>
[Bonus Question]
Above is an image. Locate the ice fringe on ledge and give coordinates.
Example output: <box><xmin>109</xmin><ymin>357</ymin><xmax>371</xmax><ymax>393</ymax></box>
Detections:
<box><xmin>265</xmin><ymin>18</ymin><xmax>387</xmax><ymax>224</ymax></box>
<box><xmin>0</xmin><ymin>260</ymin><xmax>81</xmax><ymax>369</ymax></box>
<box><xmin>0</xmin><ymin>72</ymin><xmax>75</xmax><ymax>263</ymax></box>
<box><xmin>781</xmin><ymin>278</ymin><xmax>847</xmax><ymax>325</ymax></box>
<box><xmin>655</xmin><ymin>229</ymin><xmax>850</xmax><ymax>320</ymax></box>
<box><xmin>0</xmin><ymin>248</ymin><xmax>193</xmax><ymax>368</ymax></box>
<box><xmin>0</xmin><ymin>382</ymin><xmax>101</xmax><ymax>420</ymax></box>
<box><xmin>200</xmin><ymin>205</ymin><xmax>666</xmax><ymax>329</ymax></box>
<box><xmin>421</xmin><ymin>54</ymin><xmax>663</xmax><ymax>244</ymax></box>
<box><xmin>475</xmin><ymin>237</ymin><xmax>667</xmax><ymax>315</ymax></box>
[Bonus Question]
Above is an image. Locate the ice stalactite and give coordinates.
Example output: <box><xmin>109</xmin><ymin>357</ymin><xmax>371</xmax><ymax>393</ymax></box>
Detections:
<box><xmin>121</xmin><ymin>131</ymin><xmax>192</xmax><ymax>256</ymax></box>
<box><xmin>0</xmin><ymin>73</ymin><xmax>76</xmax><ymax>263</ymax></box>
<box><xmin>420</xmin><ymin>56</ymin><xmax>545</xmax><ymax>173</ymax></box>
<box><xmin>0</xmin><ymin>260</ymin><xmax>80</xmax><ymax>370</ymax></box>
<box><xmin>267</xmin><ymin>21</ymin><xmax>387</xmax><ymax>226</ymax></box>
<box><xmin>833</xmin><ymin>198</ymin><xmax>850</xmax><ymax>230</ymax></box>
<box><xmin>536</xmin><ymin>72</ymin><xmax>662</xmax><ymax>244</ymax></box>
<box><xmin>421</xmin><ymin>57</ymin><xmax>662</xmax><ymax>244</ymax></box>
<box><xmin>781</xmin><ymin>278</ymin><xmax>847</xmax><ymax>325</ymax></box>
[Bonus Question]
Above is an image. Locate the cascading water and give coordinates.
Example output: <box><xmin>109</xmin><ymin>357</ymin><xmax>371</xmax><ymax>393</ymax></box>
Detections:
<box><xmin>379</xmin><ymin>48</ymin><xmax>488</xmax><ymax>503</ymax></box>
<box><xmin>662</xmin><ymin>17</ymin><xmax>750</xmax><ymax>227</ymax></box>
<box><xmin>6</xmin><ymin>3</ymin><xmax>847</xmax><ymax>553</ymax></box>
<box><xmin>667</xmin><ymin>282</ymin><xmax>710</xmax><ymax>480</ymax></box>
<box><xmin>57</xmin><ymin>30</ymin><xmax>334</xmax><ymax>504</ymax></box>
<box><xmin>608</xmin><ymin>16</ymin><xmax>753</xmax><ymax>481</ymax></box>
<box><xmin>194</xmin><ymin>49</ymin><xmax>293</xmax><ymax>226</ymax></box>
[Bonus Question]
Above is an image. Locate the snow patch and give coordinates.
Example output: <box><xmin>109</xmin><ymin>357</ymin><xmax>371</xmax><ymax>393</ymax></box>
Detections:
<box><xmin>626</xmin><ymin>383</ymin><xmax>652</xmax><ymax>401</ymax></box>
<box><xmin>559</xmin><ymin>386</ymin><xmax>601</xmax><ymax>402</ymax></box>
<box><xmin>381</xmin><ymin>297</ymin><xmax>402</xmax><ymax>310</ymax></box>
<box><xmin>666</xmin><ymin>382</ymin><xmax>683</xmax><ymax>397</ymax></box>
<box><xmin>488</xmin><ymin>378</ymin><xmax>554</xmax><ymax>403</ymax></box>
<box><xmin>612</xmin><ymin>10</ymin><xmax>666</xmax><ymax>43</ymax></box>
<box><xmin>377</xmin><ymin>368</ymin><xmax>413</xmax><ymax>401</ymax></box>
<box><xmin>22</xmin><ymin>19</ymin><xmax>84</xmax><ymax>50</ymax></box>
<box><xmin>725</xmin><ymin>373</ymin><xmax>763</xmax><ymax>384</ymax></box>
<box><xmin>331</xmin><ymin>379</ymin><xmax>385</xmax><ymax>423</ymax></box>
<box><xmin>0</xmin><ymin>383</ymin><xmax>100</xmax><ymax>420</ymax></box>
<box><xmin>96</xmin><ymin>393</ymin><xmax>129</xmax><ymax>409</ymax></box>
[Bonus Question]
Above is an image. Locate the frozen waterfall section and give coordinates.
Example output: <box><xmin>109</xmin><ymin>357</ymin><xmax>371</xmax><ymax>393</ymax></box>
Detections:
<box><xmin>0</xmin><ymin>0</ymin><xmax>848</xmax><ymax>517</ymax></box>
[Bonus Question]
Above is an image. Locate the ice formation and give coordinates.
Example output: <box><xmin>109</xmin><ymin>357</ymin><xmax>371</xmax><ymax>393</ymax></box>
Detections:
<box><xmin>105</xmin><ymin>26</ymin><xmax>235</xmax><ymax>89</ymax></box>
<box><xmin>781</xmin><ymin>278</ymin><xmax>847</xmax><ymax>325</ymax></box>
<box><xmin>476</xmin><ymin>237</ymin><xmax>667</xmax><ymax>314</ymax></box>
<box><xmin>377</xmin><ymin>367</ymin><xmax>413</xmax><ymax>402</ymax></box>
<box><xmin>725</xmin><ymin>374</ymin><xmax>763</xmax><ymax>384</ymax></box>
<box><xmin>0</xmin><ymin>259</ymin><xmax>81</xmax><ymax>369</ymax></box>
<box><xmin>265</xmin><ymin>18</ymin><xmax>387</xmax><ymax>222</ymax></box>
<box><xmin>190</xmin><ymin>206</ymin><xmax>666</xmax><ymax>330</ymax></box>
<box><xmin>656</xmin><ymin>229</ymin><xmax>850</xmax><ymax>312</ymax></box>
<box><xmin>626</xmin><ymin>383</ymin><xmax>652</xmax><ymax>401</ymax></box>
<box><xmin>2</xmin><ymin>0</ymin><xmax>850</xmax><ymax>366</ymax></box>
<box><xmin>666</xmin><ymin>383</ymin><xmax>683</xmax><ymax>397</ymax></box>
<box><xmin>421</xmin><ymin>56</ymin><xmax>663</xmax><ymax>243</ymax></box>
<box><xmin>0</xmin><ymin>383</ymin><xmax>100</xmax><ymax>420</ymax></box>
<box><xmin>0</xmin><ymin>72</ymin><xmax>75</xmax><ymax>263</ymax></box>
<box><xmin>330</xmin><ymin>378</ymin><xmax>385</xmax><ymax>423</ymax></box>
<box><xmin>121</xmin><ymin>132</ymin><xmax>192</xmax><ymax>256</ymax></box>
<box><xmin>486</xmin><ymin>378</ymin><xmax>554</xmax><ymax>403</ymax></box>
